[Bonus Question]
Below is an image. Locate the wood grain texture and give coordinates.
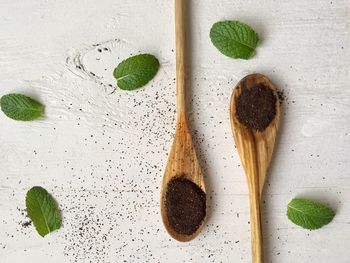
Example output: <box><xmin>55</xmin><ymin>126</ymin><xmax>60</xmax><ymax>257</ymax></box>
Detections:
<box><xmin>160</xmin><ymin>0</ymin><xmax>207</xmax><ymax>242</ymax></box>
<box><xmin>175</xmin><ymin>0</ymin><xmax>186</xmax><ymax>116</ymax></box>
<box><xmin>230</xmin><ymin>74</ymin><xmax>281</xmax><ymax>263</ymax></box>
<box><xmin>0</xmin><ymin>0</ymin><xmax>349</xmax><ymax>262</ymax></box>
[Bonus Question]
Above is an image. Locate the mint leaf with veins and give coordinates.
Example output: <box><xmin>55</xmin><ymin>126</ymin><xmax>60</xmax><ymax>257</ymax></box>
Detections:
<box><xmin>26</xmin><ymin>186</ymin><xmax>62</xmax><ymax>237</ymax></box>
<box><xmin>210</xmin><ymin>20</ymin><xmax>259</xmax><ymax>59</ymax></box>
<box><xmin>287</xmin><ymin>198</ymin><xmax>335</xmax><ymax>230</ymax></box>
<box><xmin>113</xmin><ymin>54</ymin><xmax>159</xmax><ymax>90</ymax></box>
<box><xmin>1</xmin><ymin>93</ymin><xmax>44</xmax><ymax>121</ymax></box>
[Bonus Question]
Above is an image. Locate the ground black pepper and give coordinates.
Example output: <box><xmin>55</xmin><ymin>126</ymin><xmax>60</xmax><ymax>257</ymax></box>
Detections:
<box><xmin>236</xmin><ymin>84</ymin><xmax>277</xmax><ymax>131</ymax></box>
<box><xmin>165</xmin><ymin>177</ymin><xmax>206</xmax><ymax>235</ymax></box>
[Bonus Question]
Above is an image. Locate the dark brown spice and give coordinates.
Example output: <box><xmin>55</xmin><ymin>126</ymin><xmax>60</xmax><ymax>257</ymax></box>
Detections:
<box><xmin>277</xmin><ymin>90</ymin><xmax>286</xmax><ymax>104</ymax></box>
<box><xmin>165</xmin><ymin>177</ymin><xmax>206</xmax><ymax>235</ymax></box>
<box><xmin>22</xmin><ymin>221</ymin><xmax>31</xmax><ymax>228</ymax></box>
<box><xmin>236</xmin><ymin>84</ymin><xmax>277</xmax><ymax>131</ymax></box>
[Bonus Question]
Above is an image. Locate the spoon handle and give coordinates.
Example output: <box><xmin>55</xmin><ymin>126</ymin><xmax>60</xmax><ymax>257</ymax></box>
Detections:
<box><xmin>242</xmin><ymin>141</ymin><xmax>264</xmax><ymax>263</ymax></box>
<box><xmin>175</xmin><ymin>0</ymin><xmax>186</xmax><ymax>117</ymax></box>
<box><xmin>248</xmin><ymin>174</ymin><xmax>264</xmax><ymax>263</ymax></box>
<box><xmin>237</xmin><ymin>135</ymin><xmax>263</xmax><ymax>262</ymax></box>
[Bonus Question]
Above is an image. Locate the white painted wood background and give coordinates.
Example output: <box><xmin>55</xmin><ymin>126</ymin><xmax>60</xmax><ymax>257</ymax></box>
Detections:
<box><xmin>0</xmin><ymin>0</ymin><xmax>349</xmax><ymax>262</ymax></box>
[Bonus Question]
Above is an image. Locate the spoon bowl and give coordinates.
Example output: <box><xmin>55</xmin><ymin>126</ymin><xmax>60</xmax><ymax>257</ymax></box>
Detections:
<box><xmin>160</xmin><ymin>116</ymin><xmax>206</xmax><ymax>242</ymax></box>
<box><xmin>230</xmin><ymin>73</ymin><xmax>281</xmax><ymax>262</ymax></box>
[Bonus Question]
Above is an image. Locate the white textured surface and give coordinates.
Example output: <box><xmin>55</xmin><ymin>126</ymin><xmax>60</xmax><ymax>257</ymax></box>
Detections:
<box><xmin>0</xmin><ymin>0</ymin><xmax>349</xmax><ymax>262</ymax></box>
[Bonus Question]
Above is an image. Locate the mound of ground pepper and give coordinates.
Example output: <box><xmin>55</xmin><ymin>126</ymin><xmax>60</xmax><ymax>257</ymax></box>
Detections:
<box><xmin>236</xmin><ymin>83</ymin><xmax>277</xmax><ymax>131</ymax></box>
<box><xmin>165</xmin><ymin>177</ymin><xmax>206</xmax><ymax>235</ymax></box>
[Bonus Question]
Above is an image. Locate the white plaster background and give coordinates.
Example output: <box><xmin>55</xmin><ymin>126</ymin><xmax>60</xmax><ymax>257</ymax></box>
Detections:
<box><xmin>0</xmin><ymin>0</ymin><xmax>349</xmax><ymax>262</ymax></box>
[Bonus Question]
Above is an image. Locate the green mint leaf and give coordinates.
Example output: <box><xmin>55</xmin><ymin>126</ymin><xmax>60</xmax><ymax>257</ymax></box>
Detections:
<box><xmin>210</xmin><ymin>20</ymin><xmax>259</xmax><ymax>59</ymax></box>
<box><xmin>26</xmin><ymin>186</ymin><xmax>62</xmax><ymax>237</ymax></box>
<box><xmin>0</xmin><ymin>93</ymin><xmax>44</xmax><ymax>121</ymax></box>
<box><xmin>113</xmin><ymin>54</ymin><xmax>160</xmax><ymax>90</ymax></box>
<box><xmin>287</xmin><ymin>198</ymin><xmax>335</xmax><ymax>230</ymax></box>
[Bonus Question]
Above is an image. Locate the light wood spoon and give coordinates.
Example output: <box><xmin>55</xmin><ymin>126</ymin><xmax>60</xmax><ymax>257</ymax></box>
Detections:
<box><xmin>230</xmin><ymin>74</ymin><xmax>281</xmax><ymax>263</ymax></box>
<box><xmin>160</xmin><ymin>0</ymin><xmax>206</xmax><ymax>242</ymax></box>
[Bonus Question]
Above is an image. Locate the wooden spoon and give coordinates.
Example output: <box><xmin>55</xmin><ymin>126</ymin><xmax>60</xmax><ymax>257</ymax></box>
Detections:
<box><xmin>160</xmin><ymin>0</ymin><xmax>206</xmax><ymax>242</ymax></box>
<box><xmin>230</xmin><ymin>74</ymin><xmax>281</xmax><ymax>263</ymax></box>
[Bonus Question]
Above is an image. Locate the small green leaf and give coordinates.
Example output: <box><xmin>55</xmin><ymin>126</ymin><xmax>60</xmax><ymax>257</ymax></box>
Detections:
<box><xmin>113</xmin><ymin>54</ymin><xmax>160</xmax><ymax>90</ymax></box>
<box><xmin>26</xmin><ymin>186</ymin><xmax>62</xmax><ymax>237</ymax></box>
<box><xmin>287</xmin><ymin>198</ymin><xmax>335</xmax><ymax>230</ymax></box>
<box><xmin>1</xmin><ymin>93</ymin><xmax>44</xmax><ymax>121</ymax></box>
<box><xmin>210</xmin><ymin>20</ymin><xmax>259</xmax><ymax>59</ymax></box>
